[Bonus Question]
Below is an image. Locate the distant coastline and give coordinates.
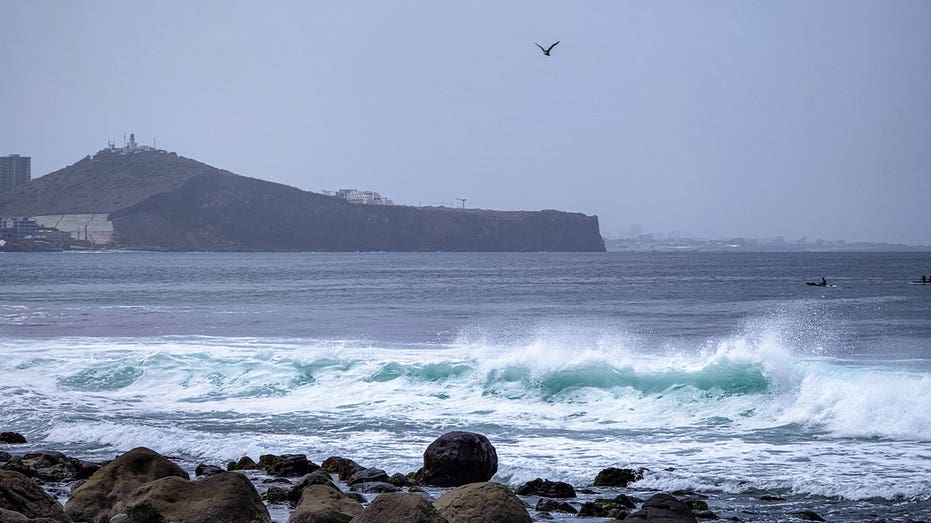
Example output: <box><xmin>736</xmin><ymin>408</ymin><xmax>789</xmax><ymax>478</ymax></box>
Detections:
<box><xmin>0</xmin><ymin>147</ymin><xmax>605</xmax><ymax>253</ymax></box>
<box><xmin>604</xmin><ymin>236</ymin><xmax>930</xmax><ymax>252</ymax></box>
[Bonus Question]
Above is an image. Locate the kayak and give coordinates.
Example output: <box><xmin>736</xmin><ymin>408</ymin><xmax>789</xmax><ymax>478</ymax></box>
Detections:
<box><xmin>909</xmin><ymin>281</ymin><xmax>931</xmax><ymax>285</ymax></box>
<box><xmin>806</xmin><ymin>283</ymin><xmax>837</xmax><ymax>287</ymax></box>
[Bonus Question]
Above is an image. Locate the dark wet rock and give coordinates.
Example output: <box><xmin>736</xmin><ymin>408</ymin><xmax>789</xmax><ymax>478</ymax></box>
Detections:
<box><xmin>288</xmin><ymin>484</ymin><xmax>363</xmax><ymax>523</ymax></box>
<box><xmin>579</xmin><ymin>502</ymin><xmax>610</xmax><ymax>517</ymax></box>
<box><xmin>434</xmin><ymin>482</ymin><xmax>530</xmax><ymax>523</ymax></box>
<box><xmin>193</xmin><ymin>464</ymin><xmax>224</xmax><ymax>477</ymax></box>
<box><xmin>537</xmin><ymin>513</ymin><xmax>553</xmax><ymax>520</ymax></box>
<box><xmin>348</xmin><ymin>492</ymin><xmax>448</xmax><ymax>523</ymax></box>
<box><xmin>0</xmin><ymin>470</ymin><xmax>70</xmax><ymax>522</ymax></box>
<box><xmin>263</xmin><ymin>477</ymin><xmax>293</xmax><ymax>485</ymax></box>
<box><xmin>119</xmin><ymin>471</ymin><xmax>270</xmax><ymax>523</ymax></box>
<box><xmin>683</xmin><ymin>499</ymin><xmax>709</xmax><ymax>511</ymax></box>
<box><xmin>671</xmin><ymin>491</ymin><xmax>706</xmax><ymax>499</ymax></box>
<box><xmin>264</xmin><ymin>486</ymin><xmax>290</xmax><ymax>503</ymax></box>
<box><xmin>416</xmin><ymin>432</ymin><xmax>498</xmax><ymax>487</ymax></box>
<box><xmin>388</xmin><ymin>473</ymin><xmax>414</xmax><ymax>488</ymax></box>
<box><xmin>0</xmin><ymin>453</ymin><xmax>11</xmax><ymax>464</ymax></box>
<box><xmin>593</xmin><ymin>467</ymin><xmax>644</xmax><ymax>487</ymax></box>
<box><xmin>65</xmin><ymin>447</ymin><xmax>189</xmax><ymax>523</ymax></box>
<box><xmin>793</xmin><ymin>511</ymin><xmax>825</xmax><ymax>522</ymax></box>
<box><xmin>347</xmin><ymin>468</ymin><xmax>389</xmax><ymax>486</ymax></box>
<box><xmin>287</xmin><ymin>471</ymin><xmax>339</xmax><ymax>505</ymax></box>
<box><xmin>258</xmin><ymin>454</ymin><xmax>317</xmax><ymax>477</ymax></box>
<box><xmin>693</xmin><ymin>510</ymin><xmax>719</xmax><ymax>520</ymax></box>
<box><xmin>2</xmin><ymin>452</ymin><xmax>99</xmax><ymax>482</ymax></box>
<box><xmin>348</xmin><ymin>481</ymin><xmax>401</xmax><ymax>494</ymax></box>
<box><xmin>345</xmin><ymin>492</ymin><xmax>367</xmax><ymax>504</ymax></box>
<box><xmin>609</xmin><ymin>509</ymin><xmax>632</xmax><ymax>520</ymax></box>
<box><xmin>226</xmin><ymin>456</ymin><xmax>260</xmax><ymax>471</ymax></box>
<box><xmin>321</xmin><ymin>457</ymin><xmax>364</xmax><ymax>482</ymax></box>
<box><xmin>759</xmin><ymin>495</ymin><xmax>786</xmax><ymax>501</ymax></box>
<box><xmin>514</xmin><ymin>478</ymin><xmax>576</xmax><ymax>498</ymax></box>
<box><xmin>0</xmin><ymin>434</ymin><xmax>26</xmax><ymax>445</ymax></box>
<box><xmin>535</xmin><ymin>498</ymin><xmax>577</xmax><ymax>514</ymax></box>
<box><xmin>595</xmin><ymin>494</ymin><xmax>637</xmax><ymax>511</ymax></box>
<box><xmin>623</xmin><ymin>493</ymin><xmax>697</xmax><ymax>523</ymax></box>
<box><xmin>0</xmin><ymin>508</ymin><xmax>66</xmax><ymax>522</ymax></box>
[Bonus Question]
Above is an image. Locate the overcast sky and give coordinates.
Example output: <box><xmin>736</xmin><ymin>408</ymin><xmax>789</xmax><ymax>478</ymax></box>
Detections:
<box><xmin>2</xmin><ymin>1</ymin><xmax>929</xmax><ymax>244</ymax></box>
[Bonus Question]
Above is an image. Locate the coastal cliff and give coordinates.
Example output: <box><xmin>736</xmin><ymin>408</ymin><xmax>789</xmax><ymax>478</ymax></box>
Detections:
<box><xmin>0</xmin><ymin>150</ymin><xmax>605</xmax><ymax>252</ymax></box>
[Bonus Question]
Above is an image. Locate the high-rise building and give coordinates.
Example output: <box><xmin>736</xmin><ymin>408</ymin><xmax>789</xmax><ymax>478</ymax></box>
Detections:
<box><xmin>0</xmin><ymin>154</ymin><xmax>31</xmax><ymax>192</ymax></box>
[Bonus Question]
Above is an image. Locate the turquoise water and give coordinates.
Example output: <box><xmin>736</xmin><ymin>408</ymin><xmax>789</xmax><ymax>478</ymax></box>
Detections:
<box><xmin>1</xmin><ymin>251</ymin><xmax>930</xmax><ymax>520</ymax></box>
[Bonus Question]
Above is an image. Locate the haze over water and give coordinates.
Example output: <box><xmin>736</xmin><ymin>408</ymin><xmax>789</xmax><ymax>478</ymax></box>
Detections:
<box><xmin>2</xmin><ymin>251</ymin><xmax>930</xmax><ymax>521</ymax></box>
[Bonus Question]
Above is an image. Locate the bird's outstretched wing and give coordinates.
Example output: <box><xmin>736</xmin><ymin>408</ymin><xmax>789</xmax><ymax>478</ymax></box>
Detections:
<box><xmin>535</xmin><ymin>42</ymin><xmax>546</xmax><ymax>52</ymax></box>
<box><xmin>546</xmin><ymin>41</ymin><xmax>560</xmax><ymax>52</ymax></box>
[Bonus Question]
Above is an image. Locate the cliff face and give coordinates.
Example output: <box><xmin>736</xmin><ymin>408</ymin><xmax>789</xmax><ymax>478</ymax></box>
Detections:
<box><xmin>3</xmin><ymin>150</ymin><xmax>605</xmax><ymax>252</ymax></box>
<box><xmin>110</xmin><ymin>173</ymin><xmax>605</xmax><ymax>251</ymax></box>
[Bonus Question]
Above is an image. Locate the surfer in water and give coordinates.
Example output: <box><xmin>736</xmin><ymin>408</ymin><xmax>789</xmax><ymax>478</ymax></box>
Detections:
<box><xmin>806</xmin><ymin>276</ymin><xmax>830</xmax><ymax>287</ymax></box>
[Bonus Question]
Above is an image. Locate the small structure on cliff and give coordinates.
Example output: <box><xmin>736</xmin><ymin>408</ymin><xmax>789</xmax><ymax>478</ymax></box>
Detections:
<box><xmin>322</xmin><ymin>188</ymin><xmax>394</xmax><ymax>206</ymax></box>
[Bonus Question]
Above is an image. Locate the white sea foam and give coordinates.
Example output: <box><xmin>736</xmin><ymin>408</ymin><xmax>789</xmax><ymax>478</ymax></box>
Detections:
<box><xmin>2</xmin><ymin>325</ymin><xmax>930</xmax><ymax>501</ymax></box>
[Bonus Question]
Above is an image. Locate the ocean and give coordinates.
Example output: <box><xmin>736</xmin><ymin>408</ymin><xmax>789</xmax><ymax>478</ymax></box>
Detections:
<box><xmin>1</xmin><ymin>251</ymin><xmax>930</xmax><ymax>521</ymax></box>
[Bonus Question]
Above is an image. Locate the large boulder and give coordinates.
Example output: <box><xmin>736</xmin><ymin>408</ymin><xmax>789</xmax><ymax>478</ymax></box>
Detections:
<box><xmin>0</xmin><ymin>508</ymin><xmax>65</xmax><ymax>522</ymax></box>
<box><xmin>286</xmin><ymin>471</ymin><xmax>338</xmax><ymax>505</ymax></box>
<box><xmin>433</xmin><ymin>482</ymin><xmax>531</xmax><ymax>523</ymax></box>
<box><xmin>2</xmin><ymin>452</ymin><xmax>99</xmax><ymax>482</ymax></box>
<box><xmin>347</xmin><ymin>468</ymin><xmax>388</xmax><ymax>486</ymax></box>
<box><xmin>514</xmin><ymin>478</ymin><xmax>576</xmax><ymax>498</ymax></box>
<box><xmin>288</xmin><ymin>484</ymin><xmax>363</xmax><ymax>523</ymax></box>
<box><xmin>117</xmin><ymin>471</ymin><xmax>271</xmax><ymax>523</ymax></box>
<box><xmin>623</xmin><ymin>493</ymin><xmax>697</xmax><ymax>523</ymax></box>
<box><xmin>0</xmin><ymin>434</ymin><xmax>26</xmax><ymax>445</ymax></box>
<box><xmin>64</xmin><ymin>447</ymin><xmax>189</xmax><ymax>523</ymax></box>
<box><xmin>416</xmin><ymin>432</ymin><xmax>497</xmax><ymax>487</ymax></box>
<box><xmin>593</xmin><ymin>467</ymin><xmax>644</xmax><ymax>487</ymax></box>
<box><xmin>349</xmin><ymin>492</ymin><xmax>447</xmax><ymax>523</ymax></box>
<box><xmin>348</xmin><ymin>482</ymin><xmax>400</xmax><ymax>494</ymax></box>
<box><xmin>320</xmin><ymin>457</ymin><xmax>363</xmax><ymax>482</ymax></box>
<box><xmin>0</xmin><ymin>470</ymin><xmax>70</xmax><ymax>522</ymax></box>
<box><xmin>227</xmin><ymin>456</ymin><xmax>261</xmax><ymax>471</ymax></box>
<box><xmin>258</xmin><ymin>454</ymin><xmax>317</xmax><ymax>477</ymax></box>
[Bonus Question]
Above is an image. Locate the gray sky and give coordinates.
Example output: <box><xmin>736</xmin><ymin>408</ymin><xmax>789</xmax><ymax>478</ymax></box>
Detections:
<box><xmin>2</xmin><ymin>0</ymin><xmax>929</xmax><ymax>244</ymax></box>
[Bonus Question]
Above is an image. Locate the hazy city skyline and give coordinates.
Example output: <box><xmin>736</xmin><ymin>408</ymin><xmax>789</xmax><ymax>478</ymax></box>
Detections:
<box><xmin>1</xmin><ymin>0</ymin><xmax>929</xmax><ymax>244</ymax></box>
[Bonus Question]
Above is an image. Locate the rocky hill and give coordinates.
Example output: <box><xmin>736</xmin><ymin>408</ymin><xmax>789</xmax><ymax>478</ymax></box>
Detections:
<box><xmin>0</xmin><ymin>150</ymin><xmax>605</xmax><ymax>252</ymax></box>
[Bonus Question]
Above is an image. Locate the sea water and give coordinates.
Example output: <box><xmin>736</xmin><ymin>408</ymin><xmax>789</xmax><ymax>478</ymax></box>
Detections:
<box><xmin>1</xmin><ymin>251</ymin><xmax>929</xmax><ymax>521</ymax></box>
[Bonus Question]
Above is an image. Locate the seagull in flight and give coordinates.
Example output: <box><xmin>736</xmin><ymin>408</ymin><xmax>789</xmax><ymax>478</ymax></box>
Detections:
<box><xmin>535</xmin><ymin>41</ymin><xmax>559</xmax><ymax>56</ymax></box>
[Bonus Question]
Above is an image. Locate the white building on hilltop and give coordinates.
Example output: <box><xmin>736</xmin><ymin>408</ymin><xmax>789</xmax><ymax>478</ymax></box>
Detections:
<box><xmin>322</xmin><ymin>188</ymin><xmax>394</xmax><ymax>205</ymax></box>
<box><xmin>97</xmin><ymin>133</ymin><xmax>163</xmax><ymax>156</ymax></box>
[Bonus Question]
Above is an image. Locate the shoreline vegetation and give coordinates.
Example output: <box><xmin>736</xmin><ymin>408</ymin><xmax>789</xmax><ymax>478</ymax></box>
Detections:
<box><xmin>0</xmin><ymin>430</ymin><xmax>835</xmax><ymax>523</ymax></box>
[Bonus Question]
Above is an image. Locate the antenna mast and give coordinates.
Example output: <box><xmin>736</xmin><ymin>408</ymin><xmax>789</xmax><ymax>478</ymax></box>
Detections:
<box><xmin>456</xmin><ymin>198</ymin><xmax>466</xmax><ymax>209</ymax></box>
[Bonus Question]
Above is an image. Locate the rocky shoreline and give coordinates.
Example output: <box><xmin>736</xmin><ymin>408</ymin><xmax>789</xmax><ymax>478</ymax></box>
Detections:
<box><xmin>0</xmin><ymin>430</ymin><xmax>836</xmax><ymax>523</ymax></box>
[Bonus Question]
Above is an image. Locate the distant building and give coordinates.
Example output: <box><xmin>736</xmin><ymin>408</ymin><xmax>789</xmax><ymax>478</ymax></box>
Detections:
<box><xmin>97</xmin><ymin>133</ymin><xmax>162</xmax><ymax>156</ymax></box>
<box><xmin>0</xmin><ymin>216</ymin><xmax>39</xmax><ymax>238</ymax></box>
<box><xmin>322</xmin><ymin>188</ymin><xmax>394</xmax><ymax>205</ymax></box>
<box><xmin>0</xmin><ymin>154</ymin><xmax>31</xmax><ymax>192</ymax></box>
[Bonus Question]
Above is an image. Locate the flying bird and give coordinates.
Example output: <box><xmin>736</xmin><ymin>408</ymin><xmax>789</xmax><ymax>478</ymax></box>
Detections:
<box><xmin>535</xmin><ymin>41</ymin><xmax>559</xmax><ymax>56</ymax></box>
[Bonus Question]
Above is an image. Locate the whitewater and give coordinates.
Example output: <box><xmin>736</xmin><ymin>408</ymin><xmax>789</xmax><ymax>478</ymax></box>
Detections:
<box><xmin>1</xmin><ymin>251</ymin><xmax>930</xmax><ymax>520</ymax></box>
